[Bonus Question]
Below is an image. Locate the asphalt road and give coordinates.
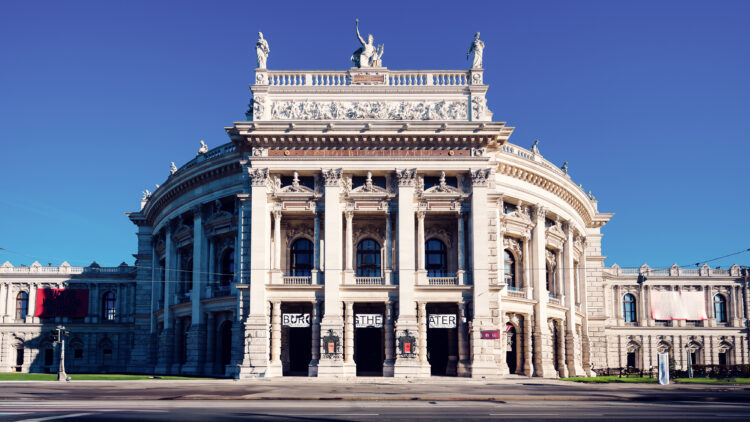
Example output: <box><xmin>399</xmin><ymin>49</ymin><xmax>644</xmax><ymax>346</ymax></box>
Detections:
<box><xmin>1</xmin><ymin>378</ymin><xmax>749</xmax><ymax>421</ymax></box>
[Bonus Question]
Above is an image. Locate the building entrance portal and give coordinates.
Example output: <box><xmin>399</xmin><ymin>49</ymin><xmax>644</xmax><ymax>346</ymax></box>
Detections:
<box><xmin>427</xmin><ymin>304</ymin><xmax>459</xmax><ymax>376</ymax></box>
<box><xmin>354</xmin><ymin>304</ymin><xmax>384</xmax><ymax>376</ymax></box>
<box><xmin>506</xmin><ymin>323</ymin><xmax>517</xmax><ymax>374</ymax></box>
<box><xmin>282</xmin><ymin>303</ymin><xmax>313</xmax><ymax>376</ymax></box>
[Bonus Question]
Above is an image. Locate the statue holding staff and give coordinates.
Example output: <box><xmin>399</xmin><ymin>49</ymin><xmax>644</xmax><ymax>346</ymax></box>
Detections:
<box><xmin>256</xmin><ymin>32</ymin><xmax>270</xmax><ymax>69</ymax></box>
<box><xmin>467</xmin><ymin>32</ymin><xmax>484</xmax><ymax>69</ymax></box>
<box><xmin>351</xmin><ymin>19</ymin><xmax>383</xmax><ymax>68</ymax></box>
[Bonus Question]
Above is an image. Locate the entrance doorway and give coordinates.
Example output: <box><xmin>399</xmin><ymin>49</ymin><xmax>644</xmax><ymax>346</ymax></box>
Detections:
<box><xmin>426</xmin><ymin>303</ymin><xmax>458</xmax><ymax>376</ymax></box>
<box><xmin>355</xmin><ymin>327</ymin><xmax>383</xmax><ymax>375</ymax></box>
<box><xmin>288</xmin><ymin>326</ymin><xmax>312</xmax><ymax>375</ymax></box>
<box><xmin>217</xmin><ymin>320</ymin><xmax>232</xmax><ymax>374</ymax></box>
<box><xmin>354</xmin><ymin>303</ymin><xmax>385</xmax><ymax>376</ymax></box>
<box><xmin>506</xmin><ymin>324</ymin><xmax>517</xmax><ymax>374</ymax></box>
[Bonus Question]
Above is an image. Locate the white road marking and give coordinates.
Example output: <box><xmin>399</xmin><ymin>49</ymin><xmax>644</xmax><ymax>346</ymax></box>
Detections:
<box><xmin>20</xmin><ymin>412</ymin><xmax>95</xmax><ymax>421</ymax></box>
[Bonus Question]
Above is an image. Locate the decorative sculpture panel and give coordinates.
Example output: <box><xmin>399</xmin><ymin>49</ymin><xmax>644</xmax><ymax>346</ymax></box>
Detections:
<box><xmin>269</xmin><ymin>100</ymin><xmax>468</xmax><ymax>121</ymax></box>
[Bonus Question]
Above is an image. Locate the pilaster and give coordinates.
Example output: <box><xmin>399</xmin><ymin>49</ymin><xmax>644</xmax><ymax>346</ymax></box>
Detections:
<box><xmin>531</xmin><ymin>204</ymin><xmax>556</xmax><ymax>377</ymax></box>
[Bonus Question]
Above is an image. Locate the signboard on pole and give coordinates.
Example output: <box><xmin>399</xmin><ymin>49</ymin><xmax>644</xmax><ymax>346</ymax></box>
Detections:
<box><xmin>355</xmin><ymin>314</ymin><xmax>383</xmax><ymax>328</ymax></box>
<box><xmin>282</xmin><ymin>313</ymin><xmax>310</xmax><ymax>327</ymax></box>
<box><xmin>428</xmin><ymin>314</ymin><xmax>456</xmax><ymax>329</ymax></box>
<box><xmin>658</xmin><ymin>352</ymin><xmax>670</xmax><ymax>385</ymax></box>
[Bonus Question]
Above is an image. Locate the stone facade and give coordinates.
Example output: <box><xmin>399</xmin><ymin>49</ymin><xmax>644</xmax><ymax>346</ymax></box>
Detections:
<box><xmin>1</xmin><ymin>64</ymin><xmax>748</xmax><ymax>378</ymax></box>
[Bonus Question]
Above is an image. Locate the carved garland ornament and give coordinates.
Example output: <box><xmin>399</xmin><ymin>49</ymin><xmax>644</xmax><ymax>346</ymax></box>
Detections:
<box><xmin>269</xmin><ymin>100</ymin><xmax>469</xmax><ymax>121</ymax></box>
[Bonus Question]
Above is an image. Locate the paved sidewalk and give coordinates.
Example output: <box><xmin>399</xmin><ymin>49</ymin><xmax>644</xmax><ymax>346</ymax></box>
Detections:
<box><xmin>2</xmin><ymin>376</ymin><xmax>749</xmax><ymax>403</ymax></box>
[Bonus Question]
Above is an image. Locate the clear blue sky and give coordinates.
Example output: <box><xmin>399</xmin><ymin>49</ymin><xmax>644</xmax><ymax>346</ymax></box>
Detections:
<box><xmin>1</xmin><ymin>0</ymin><xmax>748</xmax><ymax>269</ymax></box>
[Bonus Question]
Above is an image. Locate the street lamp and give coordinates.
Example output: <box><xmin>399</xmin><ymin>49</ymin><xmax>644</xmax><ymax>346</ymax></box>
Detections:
<box><xmin>49</xmin><ymin>325</ymin><xmax>70</xmax><ymax>381</ymax></box>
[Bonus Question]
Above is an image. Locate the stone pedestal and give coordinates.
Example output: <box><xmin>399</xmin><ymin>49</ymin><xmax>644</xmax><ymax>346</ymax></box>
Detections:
<box><xmin>238</xmin><ymin>315</ymin><xmax>269</xmax><ymax>378</ymax></box>
<box><xmin>154</xmin><ymin>328</ymin><xmax>174</xmax><ymax>374</ymax></box>
<box><xmin>393</xmin><ymin>320</ymin><xmax>430</xmax><ymax>377</ymax></box>
<box><xmin>181</xmin><ymin>325</ymin><xmax>206</xmax><ymax>375</ymax></box>
<box><xmin>470</xmin><ymin>318</ymin><xmax>500</xmax><ymax>378</ymax></box>
<box><xmin>316</xmin><ymin>318</ymin><xmax>345</xmax><ymax>378</ymax></box>
<box><xmin>566</xmin><ymin>331</ymin><xmax>585</xmax><ymax>377</ymax></box>
<box><xmin>533</xmin><ymin>329</ymin><xmax>558</xmax><ymax>378</ymax></box>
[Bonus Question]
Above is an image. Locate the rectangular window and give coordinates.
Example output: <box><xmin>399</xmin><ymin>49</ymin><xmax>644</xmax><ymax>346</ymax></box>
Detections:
<box><xmin>626</xmin><ymin>352</ymin><xmax>636</xmax><ymax>368</ymax></box>
<box><xmin>718</xmin><ymin>352</ymin><xmax>727</xmax><ymax>366</ymax></box>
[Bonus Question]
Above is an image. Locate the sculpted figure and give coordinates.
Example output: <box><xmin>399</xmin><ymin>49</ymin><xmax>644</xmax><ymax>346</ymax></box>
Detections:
<box><xmin>170</xmin><ymin>162</ymin><xmax>177</xmax><ymax>175</ymax></box>
<box><xmin>198</xmin><ymin>140</ymin><xmax>208</xmax><ymax>155</ymax></box>
<box><xmin>351</xmin><ymin>19</ymin><xmax>383</xmax><ymax>68</ymax></box>
<box><xmin>256</xmin><ymin>32</ymin><xmax>270</xmax><ymax>69</ymax></box>
<box><xmin>467</xmin><ymin>32</ymin><xmax>484</xmax><ymax>69</ymax></box>
<box><xmin>530</xmin><ymin>139</ymin><xmax>540</xmax><ymax>154</ymax></box>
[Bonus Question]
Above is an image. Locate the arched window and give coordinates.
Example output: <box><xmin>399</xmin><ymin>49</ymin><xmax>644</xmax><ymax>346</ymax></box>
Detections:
<box><xmin>425</xmin><ymin>239</ymin><xmax>448</xmax><ymax>277</ymax></box>
<box><xmin>15</xmin><ymin>292</ymin><xmax>28</xmax><ymax>320</ymax></box>
<box><xmin>219</xmin><ymin>248</ymin><xmax>235</xmax><ymax>287</ymax></box>
<box><xmin>623</xmin><ymin>293</ymin><xmax>636</xmax><ymax>323</ymax></box>
<box><xmin>102</xmin><ymin>291</ymin><xmax>116</xmax><ymax>321</ymax></box>
<box><xmin>290</xmin><ymin>238</ymin><xmax>313</xmax><ymax>277</ymax></box>
<box><xmin>503</xmin><ymin>250</ymin><xmax>517</xmax><ymax>289</ymax></box>
<box><xmin>546</xmin><ymin>263</ymin><xmax>555</xmax><ymax>296</ymax></box>
<box><xmin>714</xmin><ymin>294</ymin><xmax>727</xmax><ymax>323</ymax></box>
<box><xmin>356</xmin><ymin>239</ymin><xmax>381</xmax><ymax>277</ymax></box>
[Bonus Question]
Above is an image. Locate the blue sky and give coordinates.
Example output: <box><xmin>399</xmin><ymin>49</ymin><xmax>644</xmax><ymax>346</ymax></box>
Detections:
<box><xmin>1</xmin><ymin>0</ymin><xmax>748</xmax><ymax>269</ymax></box>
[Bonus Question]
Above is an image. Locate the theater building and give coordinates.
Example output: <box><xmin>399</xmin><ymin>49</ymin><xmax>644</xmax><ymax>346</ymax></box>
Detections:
<box><xmin>1</xmin><ymin>34</ymin><xmax>748</xmax><ymax>378</ymax></box>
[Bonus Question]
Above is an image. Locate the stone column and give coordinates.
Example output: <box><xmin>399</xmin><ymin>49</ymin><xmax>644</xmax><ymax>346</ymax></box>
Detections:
<box><xmin>3</xmin><ymin>283</ymin><xmax>13</xmax><ymax>323</ymax></box>
<box><xmin>26</xmin><ymin>283</ymin><xmax>36</xmax><ymax>322</ymax></box>
<box><xmin>204</xmin><ymin>312</ymin><xmax>216</xmax><ymax>374</ymax></box>
<box><xmin>309</xmin><ymin>300</ymin><xmax>320</xmax><ymax>376</ymax></box>
<box><xmin>524</xmin><ymin>314</ymin><xmax>534</xmax><ymax>376</ymax></box>
<box><xmin>319</xmin><ymin>169</ymin><xmax>345</xmax><ymax>377</ymax></box>
<box><xmin>274</xmin><ymin>209</ymin><xmax>282</xmax><ymax>271</ymax></box>
<box><xmin>417</xmin><ymin>211</ymin><xmax>426</xmax><ymax>271</ymax></box>
<box><xmin>0</xmin><ymin>283</ymin><xmax>6</xmax><ymax>321</ymax></box>
<box><xmin>268</xmin><ymin>301</ymin><xmax>282</xmax><ymax>376</ymax></box>
<box><xmin>393</xmin><ymin>169</ymin><xmax>427</xmax><ymax>377</ymax></box>
<box><xmin>383</xmin><ymin>301</ymin><xmax>395</xmax><ymax>376</ymax></box>
<box><xmin>312</xmin><ymin>208</ymin><xmax>320</xmax><ymax>285</ymax></box>
<box><xmin>172</xmin><ymin>317</ymin><xmax>183</xmax><ymax>374</ymax></box>
<box><xmin>343</xmin><ymin>301</ymin><xmax>356</xmax><ymax>376</ymax></box>
<box><xmin>469</xmin><ymin>168</ymin><xmax>499</xmax><ymax>377</ymax></box>
<box><xmin>385</xmin><ymin>210</ymin><xmax>393</xmax><ymax>285</ymax></box>
<box><xmin>531</xmin><ymin>204</ymin><xmax>556</xmax><ymax>377</ymax></box>
<box><xmin>238</xmin><ymin>168</ymin><xmax>271</xmax><ymax>378</ymax></box>
<box><xmin>522</xmin><ymin>234</ymin><xmax>532</xmax><ymax>299</ymax></box>
<box><xmin>563</xmin><ymin>224</ymin><xmax>583</xmax><ymax>376</ymax></box>
<box><xmin>457</xmin><ymin>301</ymin><xmax>470</xmax><ymax>376</ymax></box>
<box><xmin>184</xmin><ymin>205</ymin><xmax>207</xmax><ymax>375</ymax></box>
<box><xmin>418</xmin><ymin>302</ymin><xmax>428</xmax><ymax>364</ymax></box>
<box><xmin>456</xmin><ymin>211</ymin><xmax>466</xmax><ymax>285</ymax></box>
<box><xmin>345</xmin><ymin>210</ymin><xmax>354</xmax><ymax>272</ymax></box>
<box><xmin>496</xmin><ymin>198</ymin><xmax>505</xmax><ymax>285</ymax></box>
<box><xmin>155</xmin><ymin>223</ymin><xmax>176</xmax><ymax>374</ymax></box>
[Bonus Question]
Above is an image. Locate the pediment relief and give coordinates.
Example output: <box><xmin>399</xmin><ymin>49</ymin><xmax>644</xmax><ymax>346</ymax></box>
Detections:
<box><xmin>350</xmin><ymin>171</ymin><xmax>388</xmax><ymax>195</ymax></box>
<box><xmin>278</xmin><ymin>172</ymin><xmax>314</xmax><ymax>194</ymax></box>
<box><xmin>353</xmin><ymin>224</ymin><xmax>385</xmax><ymax>244</ymax></box>
<box><xmin>286</xmin><ymin>224</ymin><xmax>314</xmax><ymax>243</ymax></box>
<box><xmin>425</xmin><ymin>226</ymin><xmax>453</xmax><ymax>247</ymax></box>
<box><xmin>422</xmin><ymin>172</ymin><xmax>460</xmax><ymax>195</ymax></box>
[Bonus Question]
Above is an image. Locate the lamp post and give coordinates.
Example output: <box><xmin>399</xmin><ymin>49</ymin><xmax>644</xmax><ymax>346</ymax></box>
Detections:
<box><xmin>49</xmin><ymin>325</ymin><xmax>70</xmax><ymax>381</ymax></box>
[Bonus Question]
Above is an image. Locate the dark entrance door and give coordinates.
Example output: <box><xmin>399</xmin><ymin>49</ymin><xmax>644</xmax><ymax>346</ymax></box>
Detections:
<box><xmin>427</xmin><ymin>327</ymin><xmax>451</xmax><ymax>375</ymax></box>
<box><xmin>506</xmin><ymin>325</ymin><xmax>517</xmax><ymax>374</ymax></box>
<box><xmin>355</xmin><ymin>327</ymin><xmax>383</xmax><ymax>375</ymax></box>
<box><xmin>288</xmin><ymin>326</ymin><xmax>312</xmax><ymax>375</ymax></box>
<box><xmin>217</xmin><ymin>321</ymin><xmax>232</xmax><ymax>375</ymax></box>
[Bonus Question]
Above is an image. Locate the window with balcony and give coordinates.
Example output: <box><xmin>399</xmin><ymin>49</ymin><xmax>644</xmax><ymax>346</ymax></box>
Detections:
<box><xmin>714</xmin><ymin>294</ymin><xmax>727</xmax><ymax>323</ymax></box>
<box><xmin>425</xmin><ymin>239</ymin><xmax>448</xmax><ymax>277</ymax></box>
<box><xmin>102</xmin><ymin>291</ymin><xmax>116</xmax><ymax>321</ymax></box>
<box><xmin>356</xmin><ymin>239</ymin><xmax>381</xmax><ymax>277</ymax></box>
<box><xmin>623</xmin><ymin>293</ymin><xmax>636</xmax><ymax>323</ymax></box>
<box><xmin>503</xmin><ymin>250</ymin><xmax>517</xmax><ymax>290</ymax></box>
<box><xmin>290</xmin><ymin>238</ymin><xmax>313</xmax><ymax>277</ymax></box>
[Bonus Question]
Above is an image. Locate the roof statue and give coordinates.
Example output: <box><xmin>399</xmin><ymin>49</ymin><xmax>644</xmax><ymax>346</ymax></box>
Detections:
<box><xmin>467</xmin><ymin>32</ymin><xmax>484</xmax><ymax>69</ymax></box>
<box><xmin>530</xmin><ymin>139</ymin><xmax>540</xmax><ymax>154</ymax></box>
<box><xmin>170</xmin><ymin>162</ymin><xmax>177</xmax><ymax>175</ymax></box>
<box><xmin>142</xmin><ymin>189</ymin><xmax>151</xmax><ymax>200</ymax></box>
<box><xmin>351</xmin><ymin>19</ymin><xmax>384</xmax><ymax>68</ymax></box>
<box><xmin>198</xmin><ymin>140</ymin><xmax>208</xmax><ymax>155</ymax></box>
<box><xmin>256</xmin><ymin>32</ymin><xmax>270</xmax><ymax>69</ymax></box>
<box><xmin>561</xmin><ymin>162</ymin><xmax>568</xmax><ymax>174</ymax></box>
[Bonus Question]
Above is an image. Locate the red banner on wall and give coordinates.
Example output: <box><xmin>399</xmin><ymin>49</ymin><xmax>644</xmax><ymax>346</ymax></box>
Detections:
<box><xmin>34</xmin><ymin>289</ymin><xmax>89</xmax><ymax>318</ymax></box>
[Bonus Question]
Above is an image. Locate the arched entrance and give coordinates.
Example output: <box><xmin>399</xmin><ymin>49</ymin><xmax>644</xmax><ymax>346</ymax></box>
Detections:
<box><xmin>426</xmin><ymin>303</ymin><xmax>458</xmax><ymax>376</ymax></box>
<box><xmin>218</xmin><ymin>321</ymin><xmax>232</xmax><ymax>374</ymax></box>
<box><xmin>505</xmin><ymin>323</ymin><xmax>517</xmax><ymax>374</ymax></box>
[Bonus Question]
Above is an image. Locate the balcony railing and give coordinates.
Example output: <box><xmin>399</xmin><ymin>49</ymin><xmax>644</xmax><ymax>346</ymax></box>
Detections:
<box><xmin>262</xmin><ymin>70</ymin><xmax>470</xmax><ymax>87</ymax></box>
<box><xmin>283</xmin><ymin>276</ymin><xmax>312</xmax><ymax>285</ymax></box>
<box><xmin>506</xmin><ymin>288</ymin><xmax>527</xmax><ymax>299</ymax></box>
<box><xmin>548</xmin><ymin>296</ymin><xmax>562</xmax><ymax>306</ymax></box>
<box><xmin>355</xmin><ymin>276</ymin><xmax>384</xmax><ymax>285</ymax></box>
<box><xmin>428</xmin><ymin>276</ymin><xmax>458</xmax><ymax>286</ymax></box>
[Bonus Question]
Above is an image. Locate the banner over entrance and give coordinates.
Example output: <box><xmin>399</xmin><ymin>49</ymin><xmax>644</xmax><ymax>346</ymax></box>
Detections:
<box><xmin>650</xmin><ymin>290</ymin><xmax>707</xmax><ymax>320</ymax></box>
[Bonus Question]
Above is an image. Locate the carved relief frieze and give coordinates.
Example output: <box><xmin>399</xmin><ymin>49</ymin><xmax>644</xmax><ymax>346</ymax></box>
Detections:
<box><xmin>269</xmin><ymin>100</ymin><xmax>469</xmax><ymax>121</ymax></box>
<box><xmin>353</xmin><ymin>224</ymin><xmax>385</xmax><ymax>244</ymax></box>
<box><xmin>285</xmin><ymin>224</ymin><xmax>314</xmax><ymax>243</ymax></box>
<box><xmin>425</xmin><ymin>225</ymin><xmax>453</xmax><ymax>247</ymax></box>
<box><xmin>503</xmin><ymin>237</ymin><xmax>523</xmax><ymax>259</ymax></box>
<box><xmin>545</xmin><ymin>249</ymin><xmax>557</xmax><ymax>267</ymax></box>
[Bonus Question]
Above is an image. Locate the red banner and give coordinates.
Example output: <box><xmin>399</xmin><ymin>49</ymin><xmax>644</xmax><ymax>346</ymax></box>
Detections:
<box><xmin>34</xmin><ymin>289</ymin><xmax>89</xmax><ymax>318</ymax></box>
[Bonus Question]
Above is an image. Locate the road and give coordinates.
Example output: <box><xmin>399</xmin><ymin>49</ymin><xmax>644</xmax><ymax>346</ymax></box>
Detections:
<box><xmin>0</xmin><ymin>378</ymin><xmax>749</xmax><ymax>421</ymax></box>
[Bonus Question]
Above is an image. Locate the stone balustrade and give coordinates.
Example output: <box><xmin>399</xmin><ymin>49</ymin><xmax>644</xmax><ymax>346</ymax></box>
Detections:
<box><xmin>354</xmin><ymin>276</ymin><xmax>384</xmax><ymax>285</ymax></box>
<box><xmin>605</xmin><ymin>263</ymin><xmax>743</xmax><ymax>277</ymax></box>
<box><xmin>427</xmin><ymin>276</ymin><xmax>459</xmax><ymax>286</ymax></box>
<box><xmin>261</xmin><ymin>69</ymin><xmax>470</xmax><ymax>87</ymax></box>
<box><xmin>282</xmin><ymin>275</ymin><xmax>312</xmax><ymax>285</ymax></box>
<box><xmin>0</xmin><ymin>262</ymin><xmax>135</xmax><ymax>275</ymax></box>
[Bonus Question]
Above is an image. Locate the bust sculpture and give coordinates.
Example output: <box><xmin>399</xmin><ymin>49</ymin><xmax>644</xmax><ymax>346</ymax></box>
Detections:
<box><xmin>467</xmin><ymin>32</ymin><xmax>484</xmax><ymax>69</ymax></box>
<box><xmin>351</xmin><ymin>19</ymin><xmax>383</xmax><ymax>68</ymax></box>
<box><xmin>256</xmin><ymin>32</ymin><xmax>270</xmax><ymax>69</ymax></box>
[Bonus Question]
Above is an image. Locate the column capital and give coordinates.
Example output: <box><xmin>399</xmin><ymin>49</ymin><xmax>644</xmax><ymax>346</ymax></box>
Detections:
<box><xmin>533</xmin><ymin>204</ymin><xmax>548</xmax><ymax>221</ymax></box>
<box><xmin>395</xmin><ymin>168</ymin><xmax>417</xmax><ymax>187</ymax></box>
<box><xmin>470</xmin><ymin>168</ymin><xmax>492</xmax><ymax>186</ymax></box>
<box><xmin>344</xmin><ymin>209</ymin><xmax>354</xmax><ymax>220</ymax></box>
<box><xmin>417</xmin><ymin>210</ymin><xmax>426</xmax><ymax>220</ymax></box>
<box><xmin>273</xmin><ymin>208</ymin><xmax>282</xmax><ymax>220</ymax></box>
<box><xmin>248</xmin><ymin>167</ymin><xmax>270</xmax><ymax>186</ymax></box>
<box><xmin>321</xmin><ymin>168</ymin><xmax>343</xmax><ymax>186</ymax></box>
